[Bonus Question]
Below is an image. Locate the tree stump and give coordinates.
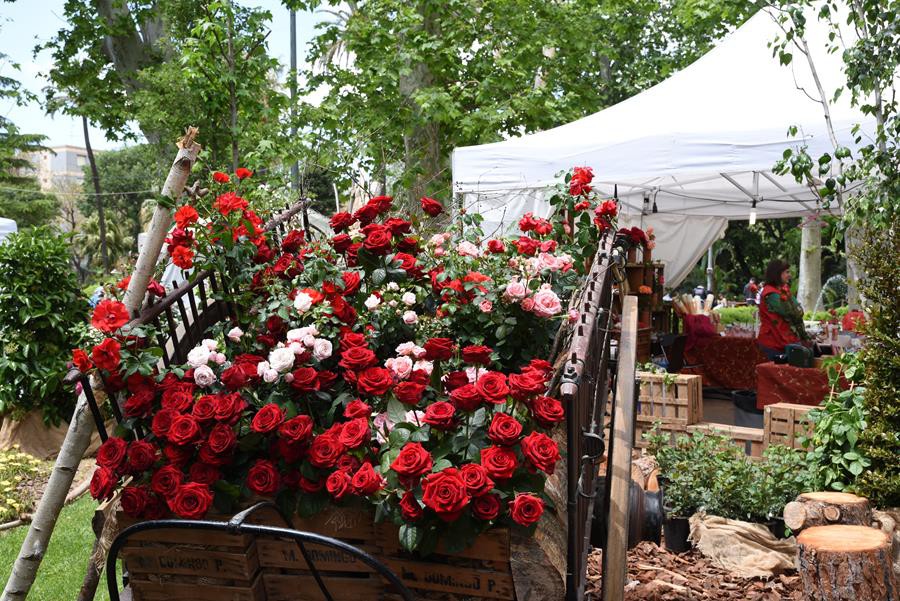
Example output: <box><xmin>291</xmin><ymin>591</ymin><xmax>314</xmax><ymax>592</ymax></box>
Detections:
<box><xmin>784</xmin><ymin>492</ymin><xmax>872</xmax><ymax>533</ymax></box>
<box><xmin>796</xmin><ymin>525</ymin><xmax>898</xmax><ymax>601</ymax></box>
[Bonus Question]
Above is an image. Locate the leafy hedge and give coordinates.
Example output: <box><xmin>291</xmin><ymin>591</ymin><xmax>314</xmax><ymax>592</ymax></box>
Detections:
<box><xmin>716</xmin><ymin>305</ymin><xmax>757</xmax><ymax>326</ymax></box>
<box><xmin>854</xmin><ymin>228</ymin><xmax>900</xmax><ymax>506</ymax></box>
<box><xmin>0</xmin><ymin>228</ymin><xmax>87</xmax><ymax>426</ymax></box>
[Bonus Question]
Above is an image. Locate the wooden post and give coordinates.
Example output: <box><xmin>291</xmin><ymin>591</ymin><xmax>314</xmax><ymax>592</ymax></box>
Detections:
<box><xmin>784</xmin><ymin>492</ymin><xmax>872</xmax><ymax>534</ymax></box>
<box><xmin>797</xmin><ymin>525</ymin><xmax>898</xmax><ymax>601</ymax></box>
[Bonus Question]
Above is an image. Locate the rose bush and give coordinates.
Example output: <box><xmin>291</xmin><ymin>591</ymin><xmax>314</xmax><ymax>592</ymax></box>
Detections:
<box><xmin>78</xmin><ymin>166</ymin><xmax>617</xmax><ymax>553</ymax></box>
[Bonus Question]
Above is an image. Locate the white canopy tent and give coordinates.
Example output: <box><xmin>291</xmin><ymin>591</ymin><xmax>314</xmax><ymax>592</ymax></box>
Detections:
<box><xmin>452</xmin><ymin>7</ymin><xmax>875</xmax><ymax>288</ymax></box>
<box><xmin>0</xmin><ymin>218</ymin><xmax>17</xmax><ymax>244</ymax></box>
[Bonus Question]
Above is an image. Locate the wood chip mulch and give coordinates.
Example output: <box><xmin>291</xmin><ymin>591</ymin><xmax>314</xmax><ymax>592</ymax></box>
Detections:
<box><xmin>586</xmin><ymin>543</ymin><xmax>804</xmax><ymax>600</ymax></box>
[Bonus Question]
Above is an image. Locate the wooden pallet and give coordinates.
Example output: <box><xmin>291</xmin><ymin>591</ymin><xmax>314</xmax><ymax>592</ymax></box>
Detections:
<box><xmin>633</xmin><ymin>372</ymin><xmax>702</xmax><ymax>447</ymax></box>
<box><xmin>687</xmin><ymin>422</ymin><xmax>765</xmax><ymax>457</ymax></box>
<box><xmin>763</xmin><ymin>402</ymin><xmax>814</xmax><ymax>450</ymax></box>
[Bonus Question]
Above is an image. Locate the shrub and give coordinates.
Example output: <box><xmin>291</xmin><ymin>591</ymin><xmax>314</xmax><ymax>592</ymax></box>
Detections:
<box><xmin>854</xmin><ymin>227</ymin><xmax>900</xmax><ymax>506</ymax></box>
<box><xmin>717</xmin><ymin>305</ymin><xmax>757</xmax><ymax>326</ymax></box>
<box><xmin>0</xmin><ymin>446</ymin><xmax>50</xmax><ymax>523</ymax></box>
<box><xmin>0</xmin><ymin>228</ymin><xmax>87</xmax><ymax>425</ymax></box>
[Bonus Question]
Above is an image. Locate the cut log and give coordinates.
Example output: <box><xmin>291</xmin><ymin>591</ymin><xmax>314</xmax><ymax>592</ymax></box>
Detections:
<box><xmin>784</xmin><ymin>492</ymin><xmax>872</xmax><ymax>533</ymax></box>
<box><xmin>796</xmin><ymin>525</ymin><xmax>898</xmax><ymax>601</ymax></box>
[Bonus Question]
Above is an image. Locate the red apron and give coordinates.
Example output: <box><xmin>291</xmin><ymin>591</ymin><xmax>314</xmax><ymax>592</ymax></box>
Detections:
<box><xmin>757</xmin><ymin>284</ymin><xmax>800</xmax><ymax>352</ymax></box>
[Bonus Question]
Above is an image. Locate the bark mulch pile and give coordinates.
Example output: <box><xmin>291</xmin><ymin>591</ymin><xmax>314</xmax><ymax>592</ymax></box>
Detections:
<box><xmin>586</xmin><ymin>542</ymin><xmax>804</xmax><ymax>600</ymax></box>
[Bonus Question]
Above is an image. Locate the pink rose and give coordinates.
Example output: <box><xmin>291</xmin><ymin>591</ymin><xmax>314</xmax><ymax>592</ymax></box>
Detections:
<box><xmin>479</xmin><ymin>300</ymin><xmax>493</xmax><ymax>313</ymax></box>
<box><xmin>387</xmin><ymin>356</ymin><xmax>414</xmax><ymax>380</ymax></box>
<box><xmin>402</xmin><ymin>310</ymin><xmax>418</xmax><ymax>325</ymax></box>
<box><xmin>521</xmin><ymin>297</ymin><xmax>536</xmax><ymax>311</ymax></box>
<box><xmin>568</xmin><ymin>309</ymin><xmax>579</xmax><ymax>323</ymax></box>
<box><xmin>456</xmin><ymin>241</ymin><xmax>480</xmax><ymax>257</ymax></box>
<box><xmin>531</xmin><ymin>288</ymin><xmax>562</xmax><ymax>317</ymax></box>
<box><xmin>504</xmin><ymin>280</ymin><xmax>527</xmax><ymax>301</ymax></box>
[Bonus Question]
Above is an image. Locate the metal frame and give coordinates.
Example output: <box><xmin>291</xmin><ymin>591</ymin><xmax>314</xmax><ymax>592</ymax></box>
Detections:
<box><xmin>105</xmin><ymin>502</ymin><xmax>416</xmax><ymax>601</ymax></box>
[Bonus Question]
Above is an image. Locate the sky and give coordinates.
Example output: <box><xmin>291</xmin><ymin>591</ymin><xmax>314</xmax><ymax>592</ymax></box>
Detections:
<box><xmin>0</xmin><ymin>0</ymin><xmax>322</xmax><ymax>150</ymax></box>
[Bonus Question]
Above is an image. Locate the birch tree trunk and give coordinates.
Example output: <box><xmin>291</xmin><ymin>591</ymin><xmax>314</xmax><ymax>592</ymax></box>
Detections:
<box><xmin>1</xmin><ymin>132</ymin><xmax>200</xmax><ymax>601</ymax></box>
<box><xmin>846</xmin><ymin>223</ymin><xmax>863</xmax><ymax>309</ymax></box>
<box><xmin>798</xmin><ymin>219</ymin><xmax>822</xmax><ymax>311</ymax></box>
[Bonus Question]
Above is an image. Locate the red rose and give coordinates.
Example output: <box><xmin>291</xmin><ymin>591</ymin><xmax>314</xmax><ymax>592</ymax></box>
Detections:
<box><xmin>423</xmin><ymin>402</ymin><xmax>457</xmax><ymax>430</ymax></box>
<box><xmin>368</xmin><ymin>195</ymin><xmax>393</xmax><ymax>214</ymax></box>
<box><xmin>172</xmin><ymin>245</ymin><xmax>194</xmax><ymax>269</ymax></box>
<box><xmin>89</xmin><ymin>466</ymin><xmax>117</xmax><ymax>500</ymax></box>
<box><xmin>207</xmin><ymin>423</ymin><xmax>237</xmax><ymax>455</ymax></box>
<box><xmin>274</xmin><ymin>438</ymin><xmax>307</xmax><ymax>464</ymax></box>
<box><xmin>422</xmin><ymin>468</ymin><xmax>469</xmax><ymax>522</ymax></box>
<box><xmin>392</xmin><ymin>252</ymin><xmax>417</xmax><ymax>273</ymax></box>
<box><xmin>281</xmin><ymin>229</ymin><xmax>305</xmax><ymax>252</ymax></box>
<box><xmin>161</xmin><ymin>382</ymin><xmax>195</xmax><ymax>412</ymax></box>
<box><xmin>126</xmin><ymin>440</ymin><xmax>158</xmax><ymax>473</ymax></box>
<box><xmin>308</xmin><ymin>434</ymin><xmax>345</xmax><ymax>468</ymax></box>
<box><xmin>213</xmin><ymin>171</ymin><xmax>230</xmax><ymax>184</ymax></box>
<box><xmin>340</xmin><ymin>331</ymin><xmax>368</xmax><ymax>350</ymax></box>
<box><xmin>336</xmin><ymin>453</ymin><xmax>361</xmax><ymax>474</ymax></box>
<box><xmin>170</xmin><ymin>482</ymin><xmax>213</xmax><ymax>519</ymax></box>
<box><xmin>459</xmin><ymin>464</ymin><xmax>494</xmax><ymax>497</ymax></box>
<box><xmin>531</xmin><ymin>396</ymin><xmax>565</xmax><ymax>427</ymax></box>
<box><xmin>461</xmin><ymin>345</ymin><xmax>493</xmax><ymax>366</ymax></box>
<box><xmin>396</xmin><ymin>236</ymin><xmax>419</xmax><ymax>253</ymax></box>
<box><xmin>247</xmin><ymin>459</ymin><xmax>280</xmax><ymax>496</ymax></box>
<box><xmin>390</xmin><ymin>442</ymin><xmax>432</xmax><ymax>480</ymax></box>
<box><xmin>339</xmin><ymin>346</ymin><xmax>377</xmax><ymax>371</ymax></box>
<box><xmin>221</xmin><ymin>364</ymin><xmax>252</xmax><ymax>390</ymax></box>
<box><xmin>191</xmin><ymin>395</ymin><xmax>218</xmax><ymax>422</ymax></box>
<box><xmin>443</xmin><ymin>370</ymin><xmax>470</xmax><ymax>392</ymax></box>
<box><xmin>326</xmin><ymin>469</ymin><xmax>352</xmax><ymax>500</ymax></box>
<box><xmin>420</xmin><ymin>196</ymin><xmax>443</xmax><ymax>217</ymax></box>
<box><xmin>91</xmin><ymin>299</ymin><xmax>130</xmax><ymax>333</ymax></box>
<box><xmin>351</xmin><ymin>463</ymin><xmax>384</xmax><ymax>495</ymax></box>
<box><xmin>91</xmin><ymin>338</ymin><xmax>121</xmax><ymax>371</ymax></box>
<box><xmin>408</xmin><ymin>369</ymin><xmax>430</xmax><ymax>386</ymax></box>
<box><xmin>331</xmin><ymin>234</ymin><xmax>352</xmax><ymax>252</ymax></box>
<box><xmin>290</xmin><ymin>367</ymin><xmax>320</xmax><ymax>392</ymax></box>
<box><xmin>299</xmin><ymin>476</ymin><xmax>324</xmax><ymax>494</ymax></box>
<box><xmin>213</xmin><ymin>192</ymin><xmax>248</xmax><ymax>216</ymax></box>
<box><xmin>394</xmin><ymin>381</ymin><xmax>426</xmax><ymax>406</ymax></box>
<box><xmin>339</xmin><ymin>417</ymin><xmax>370</xmax><ymax>449</ymax></box>
<box><xmin>343</xmin><ymin>399</ymin><xmax>371</xmax><ymax>419</ymax></box>
<box><xmin>329</xmin><ymin>211</ymin><xmax>355</xmax><ymax>232</ymax></box>
<box><xmin>363</xmin><ymin>225</ymin><xmax>392</xmax><ymax>255</ymax></box>
<box><xmin>480</xmin><ymin>446</ymin><xmax>518</xmax><ymax>481</ymax></box>
<box><xmin>514</xmin><ymin>236</ymin><xmax>540</xmax><ymax>256</ymax></box>
<box><xmin>475</xmin><ymin>372</ymin><xmax>509</xmax><ymax>404</ymax></box>
<box><xmin>318</xmin><ymin>370</ymin><xmax>338</xmax><ymax>390</ymax></box>
<box><xmin>399</xmin><ymin>491</ymin><xmax>424</xmax><ymax>521</ymax></box>
<box><xmin>189</xmin><ymin>462</ymin><xmax>221</xmax><ymax>485</ymax></box>
<box><xmin>521</xmin><ymin>431</ymin><xmax>561</xmax><ymax>474</ymax></box>
<box><xmin>174</xmin><ymin>205</ymin><xmax>199</xmax><ymax>229</ymax></box>
<box><xmin>124</xmin><ymin>390</ymin><xmax>155</xmax><ymax>418</ymax></box>
<box><xmin>72</xmin><ymin>348</ymin><xmax>92</xmax><ymax>372</ymax></box>
<box><xmin>509</xmin><ymin>493</ymin><xmax>544</xmax><ymax>526</ymax></box>
<box><xmin>164</xmin><ymin>445</ymin><xmax>193</xmax><ymax>467</ymax></box>
<box><xmin>384</xmin><ymin>218</ymin><xmax>412</xmax><ymax>236</ymax></box>
<box><xmin>486</xmin><ymin>239</ymin><xmax>506</xmax><ymax>254</ymax></box>
<box><xmin>120</xmin><ymin>485</ymin><xmax>150</xmax><ymax>517</ymax></box>
<box><xmin>151</xmin><ymin>464</ymin><xmax>183</xmax><ymax>498</ymax></box>
<box><xmin>450</xmin><ymin>384</ymin><xmax>482</xmax><ymax>412</ymax></box>
<box><xmin>345</xmin><ymin>242</ymin><xmax>363</xmax><ymax>266</ymax></box>
<box><xmin>424</xmin><ymin>337</ymin><xmax>454</xmax><ymax>361</ymax></box>
<box><xmin>235</xmin><ymin>167</ymin><xmax>252</xmax><ymax>180</ymax></box>
<box><xmin>168</xmin><ymin>414</ymin><xmax>201</xmax><ymax>446</ymax></box>
<box><xmin>143</xmin><ymin>494</ymin><xmax>166</xmax><ymax>520</ymax></box>
<box><xmin>215</xmin><ymin>393</ymin><xmax>247</xmax><ymax>424</ymax></box>
<box><xmin>341</xmin><ymin>271</ymin><xmax>361</xmax><ymax>295</ymax></box>
<box><xmin>97</xmin><ymin>437</ymin><xmax>128</xmax><ymax>470</ymax></box>
<box><xmin>508</xmin><ymin>371</ymin><xmax>548</xmax><ymax>401</ymax></box>
<box><xmin>251</xmin><ymin>403</ymin><xmax>285</xmax><ymax>434</ymax></box>
<box><xmin>472</xmin><ymin>493</ymin><xmax>502</xmax><ymax>520</ymax></box>
<box><xmin>356</xmin><ymin>367</ymin><xmax>393</xmax><ymax>396</ymax></box>
<box><xmin>279</xmin><ymin>415</ymin><xmax>314</xmax><ymax>443</ymax></box>
<box><xmin>487</xmin><ymin>413</ymin><xmax>523</xmax><ymax>446</ymax></box>
<box><xmin>151</xmin><ymin>408</ymin><xmax>177</xmax><ymax>439</ymax></box>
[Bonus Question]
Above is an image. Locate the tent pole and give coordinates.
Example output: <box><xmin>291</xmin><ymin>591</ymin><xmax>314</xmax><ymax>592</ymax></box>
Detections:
<box><xmin>706</xmin><ymin>245</ymin><xmax>714</xmax><ymax>292</ymax></box>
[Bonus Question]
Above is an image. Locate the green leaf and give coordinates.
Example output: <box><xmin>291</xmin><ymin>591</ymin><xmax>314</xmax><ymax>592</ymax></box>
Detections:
<box><xmin>387</xmin><ymin>398</ymin><xmax>407</xmax><ymax>424</ymax></box>
<box><xmin>399</xmin><ymin>524</ymin><xmax>424</xmax><ymax>552</ymax></box>
<box><xmin>372</xmin><ymin>268</ymin><xmax>387</xmax><ymax>286</ymax></box>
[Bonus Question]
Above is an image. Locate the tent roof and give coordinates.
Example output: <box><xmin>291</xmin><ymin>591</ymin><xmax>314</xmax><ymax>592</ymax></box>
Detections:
<box><xmin>452</xmin><ymin>7</ymin><xmax>875</xmax><ymax>222</ymax></box>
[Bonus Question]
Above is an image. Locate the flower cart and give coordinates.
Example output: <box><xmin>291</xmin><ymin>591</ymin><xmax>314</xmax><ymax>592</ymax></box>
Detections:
<box><xmin>60</xmin><ymin>160</ymin><xmax>658</xmax><ymax>601</ymax></box>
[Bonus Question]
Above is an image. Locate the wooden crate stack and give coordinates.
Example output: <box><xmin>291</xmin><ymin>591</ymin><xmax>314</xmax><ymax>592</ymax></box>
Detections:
<box><xmin>763</xmin><ymin>402</ymin><xmax>814</xmax><ymax>450</ymax></box>
<box><xmin>118</xmin><ymin>505</ymin><xmax>516</xmax><ymax>601</ymax></box>
<box><xmin>634</xmin><ymin>372</ymin><xmax>702</xmax><ymax>447</ymax></box>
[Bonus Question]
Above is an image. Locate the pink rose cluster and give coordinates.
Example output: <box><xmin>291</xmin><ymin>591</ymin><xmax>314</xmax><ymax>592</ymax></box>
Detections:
<box><xmin>503</xmin><ymin>280</ymin><xmax>563</xmax><ymax>318</ymax></box>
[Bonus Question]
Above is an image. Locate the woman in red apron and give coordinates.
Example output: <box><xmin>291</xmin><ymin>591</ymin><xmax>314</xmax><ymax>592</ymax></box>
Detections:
<box><xmin>757</xmin><ymin>259</ymin><xmax>809</xmax><ymax>360</ymax></box>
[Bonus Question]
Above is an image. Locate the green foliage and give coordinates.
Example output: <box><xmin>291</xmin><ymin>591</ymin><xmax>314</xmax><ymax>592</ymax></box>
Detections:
<box><xmin>0</xmin><ymin>446</ymin><xmax>51</xmax><ymax>523</ymax></box>
<box><xmin>854</xmin><ymin>227</ymin><xmax>900</xmax><ymax>505</ymax></box>
<box><xmin>716</xmin><ymin>305</ymin><xmax>757</xmax><ymax>326</ymax></box>
<box><xmin>0</xmin><ymin>228</ymin><xmax>87</xmax><ymax>425</ymax></box>
<box><xmin>648</xmin><ymin>428</ymin><xmax>811</xmax><ymax>522</ymax></box>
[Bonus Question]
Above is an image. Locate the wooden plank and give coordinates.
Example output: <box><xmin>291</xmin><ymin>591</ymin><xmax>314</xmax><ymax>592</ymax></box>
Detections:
<box><xmin>763</xmin><ymin>402</ymin><xmax>813</xmax><ymax>450</ymax></box>
<box><xmin>382</xmin><ymin>558</ymin><xmax>515</xmax><ymax>600</ymax></box>
<box><xmin>263</xmin><ymin>574</ymin><xmax>384</xmax><ymax>601</ymax></box>
<box><xmin>256</xmin><ymin>539</ymin><xmax>377</xmax><ymax>572</ymax></box>
<box><xmin>117</xmin><ymin>513</ymin><xmax>252</xmax><ymax>548</ymax></box>
<box><xmin>130</xmin><ymin>574</ymin><xmax>264</xmax><ymax>601</ymax></box>
<box><xmin>602</xmin><ymin>294</ymin><xmax>638</xmax><ymax>601</ymax></box>
<box><xmin>291</xmin><ymin>506</ymin><xmax>377</xmax><ymax>541</ymax></box>
<box><xmin>379</xmin><ymin>525</ymin><xmax>510</xmax><ymax>563</ymax></box>
<box><xmin>123</xmin><ymin>543</ymin><xmax>259</xmax><ymax>580</ymax></box>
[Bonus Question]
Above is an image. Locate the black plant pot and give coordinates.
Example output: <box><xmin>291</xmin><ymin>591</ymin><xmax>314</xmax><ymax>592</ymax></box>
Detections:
<box><xmin>764</xmin><ymin>518</ymin><xmax>789</xmax><ymax>539</ymax></box>
<box><xmin>663</xmin><ymin>515</ymin><xmax>691</xmax><ymax>553</ymax></box>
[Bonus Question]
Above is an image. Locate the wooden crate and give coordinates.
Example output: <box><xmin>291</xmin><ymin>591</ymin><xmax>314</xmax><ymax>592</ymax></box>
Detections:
<box><xmin>633</xmin><ymin>372</ymin><xmax>702</xmax><ymax>447</ymax></box>
<box><xmin>687</xmin><ymin>422</ymin><xmax>765</xmax><ymax>457</ymax></box>
<box><xmin>764</xmin><ymin>402</ymin><xmax>814</xmax><ymax>450</ymax></box>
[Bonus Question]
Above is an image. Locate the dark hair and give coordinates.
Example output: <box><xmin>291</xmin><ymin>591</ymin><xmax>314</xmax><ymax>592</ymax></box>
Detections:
<box><xmin>749</xmin><ymin>277</ymin><xmax>757</xmax><ymax>283</ymax></box>
<box><xmin>765</xmin><ymin>259</ymin><xmax>790</xmax><ymax>286</ymax></box>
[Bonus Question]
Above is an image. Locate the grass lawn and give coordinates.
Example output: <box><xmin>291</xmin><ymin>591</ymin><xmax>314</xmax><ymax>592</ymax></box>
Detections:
<box><xmin>0</xmin><ymin>495</ymin><xmax>116</xmax><ymax>601</ymax></box>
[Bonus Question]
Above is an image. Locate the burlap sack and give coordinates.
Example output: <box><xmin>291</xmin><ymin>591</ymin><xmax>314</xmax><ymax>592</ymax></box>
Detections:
<box><xmin>689</xmin><ymin>514</ymin><xmax>797</xmax><ymax>579</ymax></box>
<box><xmin>0</xmin><ymin>410</ymin><xmax>108</xmax><ymax>459</ymax></box>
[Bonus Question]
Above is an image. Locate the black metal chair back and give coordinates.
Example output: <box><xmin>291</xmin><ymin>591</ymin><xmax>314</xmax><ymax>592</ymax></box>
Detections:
<box><xmin>106</xmin><ymin>502</ymin><xmax>416</xmax><ymax>601</ymax></box>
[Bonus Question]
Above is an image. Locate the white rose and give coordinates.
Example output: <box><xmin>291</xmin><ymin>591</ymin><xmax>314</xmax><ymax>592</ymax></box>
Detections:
<box><xmin>227</xmin><ymin>327</ymin><xmax>243</xmax><ymax>342</ymax></box>
<box><xmin>364</xmin><ymin>294</ymin><xmax>381</xmax><ymax>310</ymax></box>
<box><xmin>187</xmin><ymin>345</ymin><xmax>211</xmax><ymax>368</ymax></box>
<box><xmin>294</xmin><ymin>292</ymin><xmax>314</xmax><ymax>313</ymax></box>
<box><xmin>211</xmin><ymin>352</ymin><xmax>227</xmax><ymax>365</ymax></box>
<box><xmin>202</xmin><ymin>338</ymin><xmax>219</xmax><ymax>351</ymax></box>
<box><xmin>193</xmin><ymin>365</ymin><xmax>217</xmax><ymax>387</ymax></box>
<box><xmin>389</xmin><ymin>300</ymin><xmax>398</xmax><ymax>308</ymax></box>
<box><xmin>263</xmin><ymin>369</ymin><xmax>279</xmax><ymax>383</ymax></box>
<box><xmin>313</xmin><ymin>339</ymin><xmax>333</xmax><ymax>361</ymax></box>
<box><xmin>286</xmin><ymin>328</ymin><xmax>304</xmax><ymax>343</ymax></box>
<box><xmin>268</xmin><ymin>347</ymin><xmax>296</xmax><ymax>373</ymax></box>
<box><xmin>387</xmin><ymin>282</ymin><xmax>400</xmax><ymax>291</ymax></box>
<box><xmin>302</xmin><ymin>335</ymin><xmax>316</xmax><ymax>348</ymax></box>
<box><xmin>402</xmin><ymin>310</ymin><xmax>418</xmax><ymax>325</ymax></box>
<box><xmin>401</xmin><ymin>292</ymin><xmax>417</xmax><ymax>306</ymax></box>
<box><xmin>414</xmin><ymin>359</ymin><xmax>434</xmax><ymax>375</ymax></box>
<box><xmin>289</xmin><ymin>341</ymin><xmax>303</xmax><ymax>354</ymax></box>
<box><xmin>256</xmin><ymin>360</ymin><xmax>272</xmax><ymax>377</ymax></box>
